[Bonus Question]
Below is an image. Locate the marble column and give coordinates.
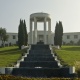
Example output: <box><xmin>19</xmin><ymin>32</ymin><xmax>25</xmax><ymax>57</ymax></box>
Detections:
<box><xmin>34</xmin><ymin>17</ymin><xmax>37</xmax><ymax>44</ymax></box>
<box><xmin>48</xmin><ymin>19</ymin><xmax>51</xmax><ymax>44</ymax></box>
<box><xmin>30</xmin><ymin>20</ymin><xmax>33</xmax><ymax>44</ymax></box>
<box><xmin>44</xmin><ymin>17</ymin><xmax>47</xmax><ymax>44</ymax></box>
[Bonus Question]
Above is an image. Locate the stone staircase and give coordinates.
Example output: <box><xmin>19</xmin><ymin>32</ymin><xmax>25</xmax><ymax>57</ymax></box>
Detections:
<box><xmin>0</xmin><ymin>42</ymin><xmax>76</xmax><ymax>77</ymax></box>
<box><xmin>11</xmin><ymin>43</ymin><xmax>76</xmax><ymax>77</ymax></box>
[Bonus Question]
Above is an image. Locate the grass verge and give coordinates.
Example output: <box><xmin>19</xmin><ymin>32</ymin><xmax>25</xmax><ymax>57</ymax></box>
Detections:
<box><xmin>0</xmin><ymin>46</ymin><xmax>22</xmax><ymax>67</ymax></box>
<box><xmin>54</xmin><ymin>46</ymin><xmax>80</xmax><ymax>71</ymax></box>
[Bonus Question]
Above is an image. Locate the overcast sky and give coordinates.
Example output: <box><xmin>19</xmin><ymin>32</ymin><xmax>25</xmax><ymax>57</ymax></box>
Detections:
<box><xmin>0</xmin><ymin>0</ymin><xmax>80</xmax><ymax>33</ymax></box>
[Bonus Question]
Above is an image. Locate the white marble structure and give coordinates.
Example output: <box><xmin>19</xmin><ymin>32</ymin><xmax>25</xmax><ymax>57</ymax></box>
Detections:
<box><xmin>28</xmin><ymin>31</ymin><xmax>54</xmax><ymax>45</ymax></box>
<box><xmin>28</xmin><ymin>31</ymin><xmax>80</xmax><ymax>45</ymax></box>
<box><xmin>0</xmin><ymin>32</ymin><xmax>80</xmax><ymax>46</ymax></box>
<box><xmin>29</xmin><ymin>12</ymin><xmax>51</xmax><ymax>44</ymax></box>
<box><xmin>0</xmin><ymin>12</ymin><xmax>80</xmax><ymax>46</ymax></box>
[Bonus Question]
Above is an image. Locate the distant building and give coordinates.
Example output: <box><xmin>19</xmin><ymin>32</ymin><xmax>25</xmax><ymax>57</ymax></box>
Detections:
<box><xmin>63</xmin><ymin>32</ymin><xmax>80</xmax><ymax>45</ymax></box>
<box><xmin>28</xmin><ymin>31</ymin><xmax>80</xmax><ymax>45</ymax></box>
<box><xmin>0</xmin><ymin>31</ymin><xmax>80</xmax><ymax>46</ymax></box>
<box><xmin>0</xmin><ymin>33</ymin><xmax>18</xmax><ymax>46</ymax></box>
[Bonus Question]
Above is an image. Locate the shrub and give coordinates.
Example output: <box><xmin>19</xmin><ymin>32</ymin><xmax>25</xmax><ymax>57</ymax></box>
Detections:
<box><xmin>0</xmin><ymin>75</ymin><xmax>79</xmax><ymax>80</ymax></box>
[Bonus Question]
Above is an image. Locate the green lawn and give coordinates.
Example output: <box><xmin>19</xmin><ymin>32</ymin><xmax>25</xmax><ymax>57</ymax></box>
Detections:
<box><xmin>54</xmin><ymin>46</ymin><xmax>80</xmax><ymax>70</ymax></box>
<box><xmin>0</xmin><ymin>46</ymin><xmax>22</xmax><ymax>67</ymax></box>
<box><xmin>0</xmin><ymin>45</ymin><xmax>80</xmax><ymax>70</ymax></box>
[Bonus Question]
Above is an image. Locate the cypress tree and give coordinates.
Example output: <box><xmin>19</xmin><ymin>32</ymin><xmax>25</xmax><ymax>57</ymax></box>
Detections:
<box><xmin>21</xmin><ymin>20</ymin><xmax>25</xmax><ymax>45</ymax></box>
<box><xmin>54</xmin><ymin>21</ymin><xmax>63</xmax><ymax>47</ymax></box>
<box><xmin>23</xmin><ymin>20</ymin><xmax>28</xmax><ymax>46</ymax></box>
<box><xmin>54</xmin><ymin>22</ymin><xmax>59</xmax><ymax>45</ymax></box>
<box><xmin>18</xmin><ymin>19</ymin><xmax>25</xmax><ymax>49</ymax></box>
<box><xmin>18</xmin><ymin>19</ymin><xmax>28</xmax><ymax>49</ymax></box>
<box><xmin>18</xmin><ymin>19</ymin><xmax>21</xmax><ymax>49</ymax></box>
<box><xmin>58</xmin><ymin>21</ymin><xmax>63</xmax><ymax>47</ymax></box>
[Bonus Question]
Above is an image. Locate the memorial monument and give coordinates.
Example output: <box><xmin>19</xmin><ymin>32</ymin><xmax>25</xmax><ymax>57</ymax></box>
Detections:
<box><xmin>29</xmin><ymin>12</ymin><xmax>51</xmax><ymax>44</ymax></box>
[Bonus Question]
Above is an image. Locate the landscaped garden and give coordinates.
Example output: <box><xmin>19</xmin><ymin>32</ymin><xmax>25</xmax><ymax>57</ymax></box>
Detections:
<box><xmin>52</xmin><ymin>46</ymin><xmax>80</xmax><ymax>78</ymax></box>
<box><xmin>0</xmin><ymin>46</ymin><xmax>80</xmax><ymax>79</ymax></box>
<box><xmin>0</xmin><ymin>45</ymin><xmax>80</xmax><ymax>69</ymax></box>
<box><xmin>54</xmin><ymin>46</ymin><xmax>80</xmax><ymax>72</ymax></box>
<box><xmin>0</xmin><ymin>46</ymin><xmax>22</xmax><ymax>67</ymax></box>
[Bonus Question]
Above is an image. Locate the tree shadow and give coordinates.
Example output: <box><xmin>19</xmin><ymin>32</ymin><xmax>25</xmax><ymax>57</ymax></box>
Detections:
<box><xmin>77</xmin><ymin>69</ymin><xmax>80</xmax><ymax>77</ymax></box>
<box><xmin>0</xmin><ymin>49</ymin><xmax>21</xmax><ymax>55</ymax></box>
<box><xmin>0</xmin><ymin>48</ymin><xmax>19</xmax><ymax>53</ymax></box>
<box><xmin>62</xmin><ymin>46</ymin><xmax>80</xmax><ymax>51</ymax></box>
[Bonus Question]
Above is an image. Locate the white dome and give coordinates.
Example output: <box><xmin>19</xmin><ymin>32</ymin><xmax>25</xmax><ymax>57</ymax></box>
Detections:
<box><xmin>30</xmin><ymin>12</ymin><xmax>51</xmax><ymax>22</ymax></box>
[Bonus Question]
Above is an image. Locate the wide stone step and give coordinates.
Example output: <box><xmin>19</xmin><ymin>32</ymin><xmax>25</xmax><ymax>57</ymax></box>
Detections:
<box><xmin>29</xmin><ymin>50</ymin><xmax>51</xmax><ymax>54</ymax></box>
<box><xmin>31</xmin><ymin>45</ymin><xmax>50</xmax><ymax>50</ymax></box>
<box><xmin>19</xmin><ymin>61</ymin><xmax>59</xmax><ymax>68</ymax></box>
<box><xmin>24</xmin><ymin>57</ymin><xmax>56</xmax><ymax>61</ymax></box>
<box><xmin>27</xmin><ymin>54</ymin><xmax>53</xmax><ymax>57</ymax></box>
<box><xmin>11</xmin><ymin>67</ymin><xmax>75</xmax><ymax>77</ymax></box>
<box><xmin>27</xmin><ymin>54</ymin><xmax>52</xmax><ymax>56</ymax></box>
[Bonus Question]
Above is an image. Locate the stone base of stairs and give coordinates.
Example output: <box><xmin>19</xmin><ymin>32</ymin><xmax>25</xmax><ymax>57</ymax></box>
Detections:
<box><xmin>0</xmin><ymin>67</ymin><xmax>76</xmax><ymax>78</ymax></box>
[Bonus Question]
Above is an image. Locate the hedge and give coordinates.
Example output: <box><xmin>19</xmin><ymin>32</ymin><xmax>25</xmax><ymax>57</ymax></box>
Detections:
<box><xmin>0</xmin><ymin>75</ymin><xmax>79</xmax><ymax>80</ymax></box>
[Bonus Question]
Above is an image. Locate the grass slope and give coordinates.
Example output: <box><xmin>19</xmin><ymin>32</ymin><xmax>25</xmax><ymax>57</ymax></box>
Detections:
<box><xmin>54</xmin><ymin>46</ymin><xmax>80</xmax><ymax>70</ymax></box>
<box><xmin>0</xmin><ymin>46</ymin><xmax>22</xmax><ymax>67</ymax></box>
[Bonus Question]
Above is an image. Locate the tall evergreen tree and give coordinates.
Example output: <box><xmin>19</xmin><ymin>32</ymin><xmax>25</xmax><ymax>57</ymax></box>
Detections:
<box><xmin>18</xmin><ymin>19</ymin><xmax>25</xmax><ymax>49</ymax></box>
<box><xmin>23</xmin><ymin>20</ymin><xmax>28</xmax><ymax>46</ymax></box>
<box><xmin>18</xmin><ymin>19</ymin><xmax>28</xmax><ymax>49</ymax></box>
<box><xmin>54</xmin><ymin>22</ymin><xmax>59</xmax><ymax>45</ymax></box>
<box><xmin>54</xmin><ymin>21</ymin><xmax>63</xmax><ymax>47</ymax></box>
<box><xmin>18</xmin><ymin>19</ymin><xmax>22</xmax><ymax>49</ymax></box>
<box><xmin>58</xmin><ymin>21</ymin><xmax>63</xmax><ymax>47</ymax></box>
